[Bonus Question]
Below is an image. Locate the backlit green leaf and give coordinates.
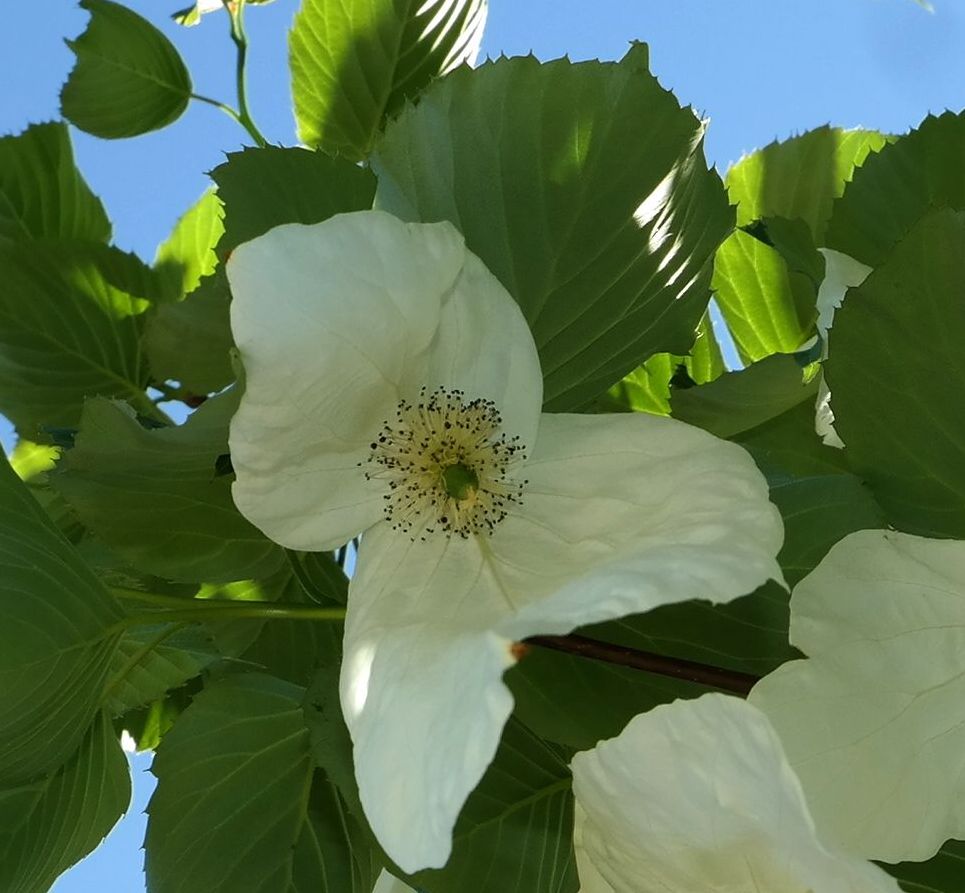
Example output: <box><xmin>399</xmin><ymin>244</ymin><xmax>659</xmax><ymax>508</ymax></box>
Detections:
<box><xmin>290</xmin><ymin>0</ymin><xmax>487</xmax><ymax>158</ymax></box>
<box><xmin>62</xmin><ymin>0</ymin><xmax>192</xmax><ymax>139</ymax></box>
<box><xmin>726</xmin><ymin>126</ymin><xmax>889</xmax><ymax>242</ymax></box>
<box><xmin>0</xmin><ymin>239</ymin><xmax>152</xmax><ymax>438</ymax></box>
<box><xmin>153</xmin><ymin>188</ymin><xmax>225</xmax><ymax>302</ymax></box>
<box><xmin>0</xmin><ymin>122</ymin><xmax>110</xmax><ymax>242</ymax></box>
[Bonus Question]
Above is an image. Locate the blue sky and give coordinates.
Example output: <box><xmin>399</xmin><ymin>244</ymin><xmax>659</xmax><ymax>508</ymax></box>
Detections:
<box><xmin>0</xmin><ymin>0</ymin><xmax>960</xmax><ymax>889</ymax></box>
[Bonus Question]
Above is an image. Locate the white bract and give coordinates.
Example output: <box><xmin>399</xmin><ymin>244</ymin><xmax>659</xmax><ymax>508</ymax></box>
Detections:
<box><xmin>751</xmin><ymin>529</ymin><xmax>965</xmax><ymax>862</ymax></box>
<box><xmin>227</xmin><ymin>210</ymin><xmax>784</xmax><ymax>872</ymax></box>
<box><xmin>813</xmin><ymin>248</ymin><xmax>872</xmax><ymax>448</ymax></box>
<box><xmin>570</xmin><ymin>693</ymin><xmax>901</xmax><ymax>893</ymax></box>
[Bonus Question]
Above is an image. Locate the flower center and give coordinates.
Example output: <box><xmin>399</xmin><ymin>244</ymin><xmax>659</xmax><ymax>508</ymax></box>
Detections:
<box><xmin>362</xmin><ymin>386</ymin><xmax>526</xmax><ymax>540</ymax></box>
<box><xmin>441</xmin><ymin>462</ymin><xmax>479</xmax><ymax>500</ymax></box>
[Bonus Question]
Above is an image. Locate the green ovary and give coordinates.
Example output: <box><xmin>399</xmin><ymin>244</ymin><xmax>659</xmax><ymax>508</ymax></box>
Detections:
<box><xmin>441</xmin><ymin>463</ymin><xmax>479</xmax><ymax>500</ymax></box>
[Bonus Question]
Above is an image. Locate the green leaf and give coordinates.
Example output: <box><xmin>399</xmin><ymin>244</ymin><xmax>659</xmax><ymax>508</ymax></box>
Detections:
<box><xmin>726</xmin><ymin>126</ymin><xmax>889</xmax><ymax>242</ymax></box>
<box><xmin>240</xmin><ymin>572</ymin><xmax>344</xmax><ymax>686</ymax></box>
<box><xmin>0</xmin><ymin>450</ymin><xmax>123</xmax><ymax>785</ymax></box>
<box><xmin>886</xmin><ymin>841</ymin><xmax>965</xmax><ymax>892</ymax></box>
<box><xmin>290</xmin><ymin>0</ymin><xmax>487</xmax><ymax>158</ymax></box>
<box><xmin>54</xmin><ymin>389</ymin><xmax>286</xmax><ymax>583</ymax></box>
<box><xmin>0</xmin><ymin>122</ymin><xmax>110</xmax><ymax>242</ymax></box>
<box><xmin>288</xmin><ymin>550</ymin><xmax>349</xmax><ymax>606</ymax></box>
<box><xmin>407</xmin><ymin>719</ymin><xmax>577</xmax><ymax>893</ymax></box>
<box><xmin>0</xmin><ymin>711</ymin><xmax>130</xmax><ymax>893</ymax></box>
<box><xmin>711</xmin><ymin>229</ymin><xmax>815</xmax><ymax>362</ymax></box>
<box><xmin>0</xmin><ymin>239</ymin><xmax>152</xmax><ymax>437</ymax></box>
<box><xmin>105</xmin><ymin>624</ymin><xmax>221</xmax><ymax>715</ymax></box>
<box><xmin>734</xmin><ymin>399</ymin><xmax>849</xmax><ymax>480</ymax></box>
<box><xmin>153</xmin><ymin>188</ymin><xmax>225</xmax><ymax>302</ymax></box>
<box><xmin>601</xmin><ymin>312</ymin><xmax>725</xmax><ymax>415</ymax></box>
<box><xmin>146</xmin><ymin>672</ymin><xmax>378</xmax><ymax>893</ymax></box>
<box><xmin>671</xmin><ymin>351</ymin><xmax>818</xmax><ymax>439</ymax></box>
<box><xmin>374</xmin><ymin>45</ymin><xmax>732</xmax><ymax>411</ymax></box>
<box><xmin>826</xmin><ymin>112</ymin><xmax>965</xmax><ymax>265</ymax></box>
<box><xmin>827</xmin><ymin>207</ymin><xmax>965</xmax><ymax>538</ymax></box>
<box><xmin>144</xmin><ymin>266</ymin><xmax>235</xmax><ymax>394</ymax></box>
<box><xmin>146</xmin><ymin>148</ymin><xmax>376</xmax><ymax>395</ymax></box>
<box><xmin>62</xmin><ymin>0</ymin><xmax>192</xmax><ymax>139</ymax></box>
<box><xmin>211</xmin><ymin>146</ymin><xmax>377</xmax><ymax>253</ymax></box>
<box><xmin>768</xmin><ymin>473</ymin><xmax>886</xmax><ymax>587</ymax></box>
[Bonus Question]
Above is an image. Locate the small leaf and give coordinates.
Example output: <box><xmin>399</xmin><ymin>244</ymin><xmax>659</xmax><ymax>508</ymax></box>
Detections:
<box><xmin>0</xmin><ymin>450</ymin><xmax>123</xmax><ymax>785</ymax></box>
<box><xmin>62</xmin><ymin>0</ymin><xmax>192</xmax><ymax>139</ymax></box>
<box><xmin>0</xmin><ymin>122</ymin><xmax>110</xmax><ymax>242</ymax></box>
<box><xmin>290</xmin><ymin>0</ymin><xmax>488</xmax><ymax>158</ymax></box>
<box><xmin>54</xmin><ymin>389</ymin><xmax>286</xmax><ymax>583</ymax></box>
<box><xmin>375</xmin><ymin>46</ymin><xmax>732</xmax><ymax>410</ymax></box>
<box><xmin>827</xmin><ymin>207</ymin><xmax>965</xmax><ymax>538</ymax></box>
<box><xmin>145</xmin><ymin>673</ymin><xmax>378</xmax><ymax>893</ymax></box>
<box><xmin>0</xmin><ymin>712</ymin><xmax>131</xmax><ymax>893</ymax></box>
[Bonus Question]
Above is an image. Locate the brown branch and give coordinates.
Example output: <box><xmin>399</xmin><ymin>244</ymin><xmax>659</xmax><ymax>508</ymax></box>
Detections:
<box><xmin>523</xmin><ymin>633</ymin><xmax>760</xmax><ymax>697</ymax></box>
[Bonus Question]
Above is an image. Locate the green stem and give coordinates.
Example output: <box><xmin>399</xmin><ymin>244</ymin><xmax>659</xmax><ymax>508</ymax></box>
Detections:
<box><xmin>110</xmin><ymin>586</ymin><xmax>346</xmax><ymax>631</ymax></box>
<box><xmin>189</xmin><ymin>91</ymin><xmax>247</xmax><ymax>129</ymax></box>
<box><xmin>127</xmin><ymin>390</ymin><xmax>174</xmax><ymax>426</ymax></box>
<box><xmin>227</xmin><ymin>1</ymin><xmax>268</xmax><ymax>147</ymax></box>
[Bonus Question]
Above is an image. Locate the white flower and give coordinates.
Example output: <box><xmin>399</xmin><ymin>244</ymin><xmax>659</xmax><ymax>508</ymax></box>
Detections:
<box><xmin>751</xmin><ymin>529</ymin><xmax>965</xmax><ymax>862</ymax></box>
<box><xmin>226</xmin><ymin>210</ymin><xmax>784</xmax><ymax>872</ymax></box>
<box><xmin>373</xmin><ymin>871</ymin><xmax>416</xmax><ymax>893</ymax></box>
<box><xmin>570</xmin><ymin>693</ymin><xmax>901</xmax><ymax>892</ymax></box>
<box><xmin>813</xmin><ymin>248</ymin><xmax>872</xmax><ymax>448</ymax></box>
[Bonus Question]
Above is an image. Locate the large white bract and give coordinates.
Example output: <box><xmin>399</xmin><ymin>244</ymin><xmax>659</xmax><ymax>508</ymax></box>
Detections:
<box><xmin>570</xmin><ymin>694</ymin><xmax>902</xmax><ymax>892</ymax></box>
<box><xmin>751</xmin><ymin>529</ymin><xmax>965</xmax><ymax>862</ymax></box>
<box><xmin>227</xmin><ymin>210</ymin><xmax>784</xmax><ymax>872</ymax></box>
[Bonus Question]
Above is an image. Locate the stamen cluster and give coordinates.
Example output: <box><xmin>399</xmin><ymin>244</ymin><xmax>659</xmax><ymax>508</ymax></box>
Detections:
<box><xmin>362</xmin><ymin>386</ymin><xmax>527</xmax><ymax>540</ymax></box>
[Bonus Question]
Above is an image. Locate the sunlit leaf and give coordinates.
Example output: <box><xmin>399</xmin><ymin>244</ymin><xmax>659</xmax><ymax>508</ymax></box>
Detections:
<box><xmin>375</xmin><ymin>45</ymin><xmax>732</xmax><ymax>410</ymax></box>
<box><xmin>0</xmin><ymin>240</ymin><xmax>153</xmax><ymax>437</ymax></box>
<box><xmin>62</xmin><ymin>0</ymin><xmax>192</xmax><ymax>138</ymax></box>
<box><xmin>0</xmin><ymin>122</ymin><xmax>110</xmax><ymax>243</ymax></box>
<box><xmin>290</xmin><ymin>0</ymin><xmax>488</xmax><ymax>158</ymax></box>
